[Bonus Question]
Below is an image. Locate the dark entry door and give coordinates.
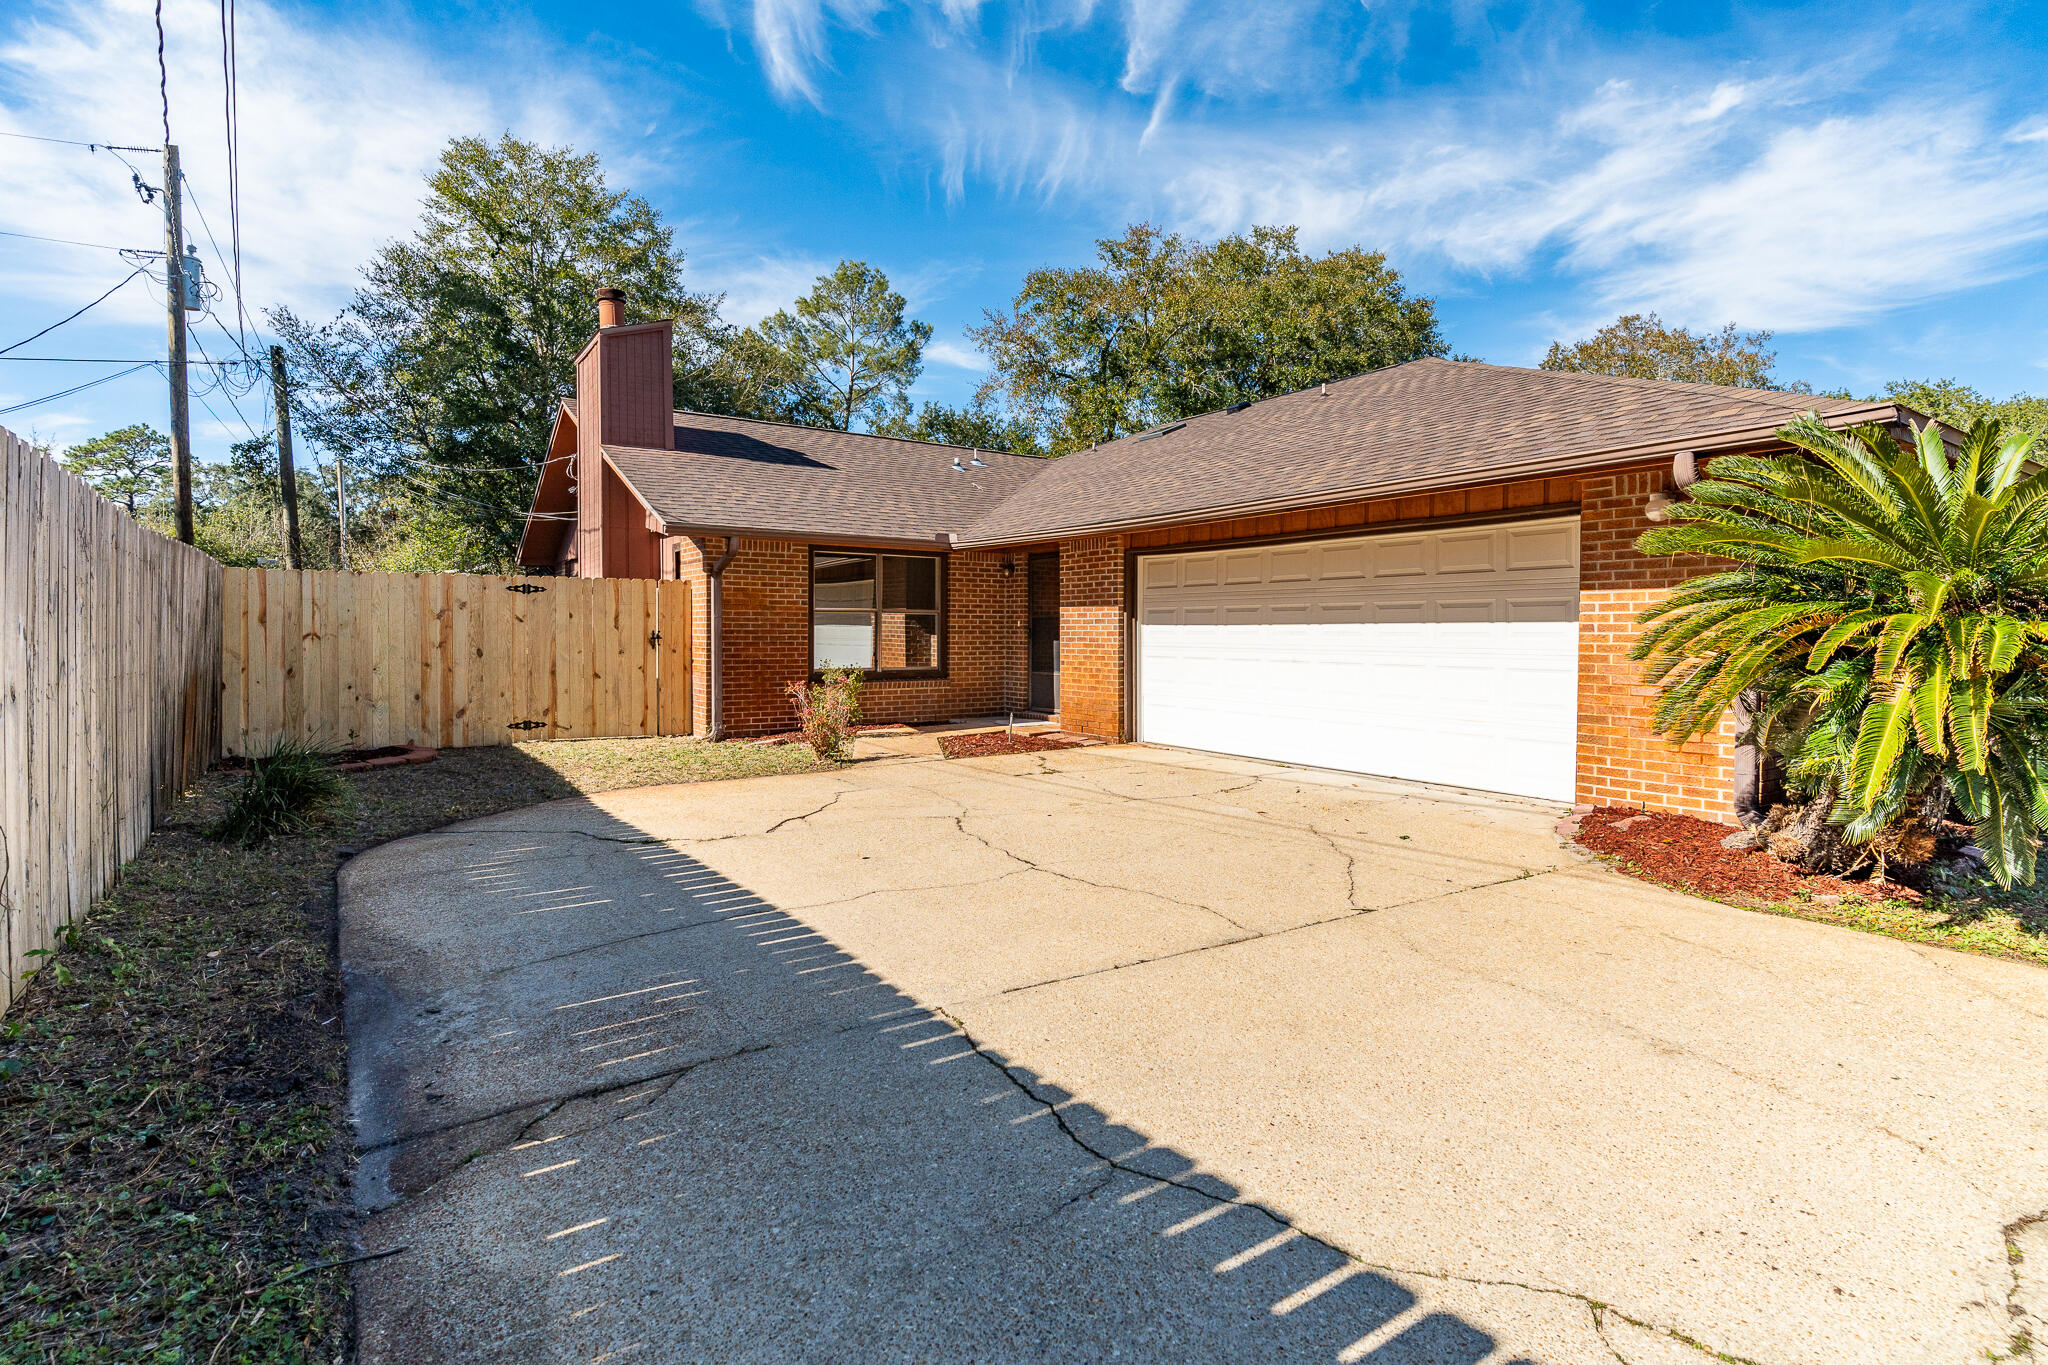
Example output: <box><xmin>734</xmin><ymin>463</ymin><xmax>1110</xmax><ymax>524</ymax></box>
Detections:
<box><xmin>1028</xmin><ymin>552</ymin><xmax>1059</xmax><ymax>712</ymax></box>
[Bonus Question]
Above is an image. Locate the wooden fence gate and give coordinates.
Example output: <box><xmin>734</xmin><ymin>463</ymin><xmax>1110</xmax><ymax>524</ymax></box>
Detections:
<box><xmin>221</xmin><ymin>570</ymin><xmax>692</xmax><ymax>757</ymax></box>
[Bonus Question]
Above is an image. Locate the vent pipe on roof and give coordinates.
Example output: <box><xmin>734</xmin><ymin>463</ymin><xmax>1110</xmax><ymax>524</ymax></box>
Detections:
<box><xmin>596</xmin><ymin>287</ymin><xmax>625</xmax><ymax>328</ymax></box>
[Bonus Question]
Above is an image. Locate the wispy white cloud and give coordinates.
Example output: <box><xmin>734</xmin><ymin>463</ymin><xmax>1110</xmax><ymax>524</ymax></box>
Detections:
<box><xmin>924</xmin><ymin>337</ymin><xmax>983</xmax><ymax>369</ymax></box>
<box><xmin>697</xmin><ymin>252</ymin><xmax>834</xmax><ymax>325</ymax></box>
<box><xmin>0</xmin><ymin>0</ymin><xmax>635</xmax><ymax>325</ymax></box>
<box><xmin>701</xmin><ymin>2</ymin><xmax>2048</xmax><ymax>336</ymax></box>
<box><xmin>907</xmin><ymin>49</ymin><xmax>2048</xmax><ymax>333</ymax></box>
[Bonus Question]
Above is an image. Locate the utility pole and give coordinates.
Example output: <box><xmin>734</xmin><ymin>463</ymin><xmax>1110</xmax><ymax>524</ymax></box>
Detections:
<box><xmin>162</xmin><ymin>143</ymin><xmax>194</xmax><ymax>544</ymax></box>
<box><xmin>336</xmin><ymin>455</ymin><xmax>349</xmax><ymax>570</ymax></box>
<box><xmin>270</xmin><ymin>345</ymin><xmax>304</xmax><ymax>569</ymax></box>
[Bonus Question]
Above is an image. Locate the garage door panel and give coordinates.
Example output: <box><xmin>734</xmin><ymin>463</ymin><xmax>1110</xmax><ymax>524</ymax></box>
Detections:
<box><xmin>1136</xmin><ymin>518</ymin><xmax>1579</xmax><ymax>802</ymax></box>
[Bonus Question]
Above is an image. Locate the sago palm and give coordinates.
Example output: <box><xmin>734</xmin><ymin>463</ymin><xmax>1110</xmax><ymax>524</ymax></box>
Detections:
<box><xmin>1631</xmin><ymin>413</ymin><xmax>2048</xmax><ymax>885</ymax></box>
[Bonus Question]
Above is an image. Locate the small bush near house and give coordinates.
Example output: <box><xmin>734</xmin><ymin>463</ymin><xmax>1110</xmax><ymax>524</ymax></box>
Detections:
<box><xmin>211</xmin><ymin>737</ymin><xmax>348</xmax><ymax>845</ymax></box>
<box><xmin>786</xmin><ymin>668</ymin><xmax>865</xmax><ymax>760</ymax></box>
<box><xmin>1633</xmin><ymin>413</ymin><xmax>2048</xmax><ymax>887</ymax></box>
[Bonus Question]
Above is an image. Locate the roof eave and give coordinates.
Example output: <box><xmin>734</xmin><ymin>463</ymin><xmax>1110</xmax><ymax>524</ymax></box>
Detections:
<box><xmin>953</xmin><ymin>402</ymin><xmax>1914</xmax><ymax>548</ymax></box>
<box><xmin>515</xmin><ymin>400</ymin><xmax>580</xmax><ymax>566</ymax></box>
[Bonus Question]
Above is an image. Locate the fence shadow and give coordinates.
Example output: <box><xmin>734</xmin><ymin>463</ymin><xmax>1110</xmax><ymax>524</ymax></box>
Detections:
<box><xmin>344</xmin><ymin>793</ymin><xmax>1536</xmax><ymax>1364</ymax></box>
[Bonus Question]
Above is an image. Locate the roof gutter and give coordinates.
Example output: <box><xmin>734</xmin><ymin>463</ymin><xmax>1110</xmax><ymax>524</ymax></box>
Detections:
<box><xmin>653</xmin><ymin>520</ymin><xmax>958</xmax><ymax>553</ymax></box>
<box><xmin>952</xmin><ymin>402</ymin><xmax>1913</xmax><ymax>547</ymax></box>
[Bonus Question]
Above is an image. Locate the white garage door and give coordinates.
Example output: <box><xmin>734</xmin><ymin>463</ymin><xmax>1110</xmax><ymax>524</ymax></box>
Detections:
<box><xmin>1135</xmin><ymin>517</ymin><xmax>1581</xmax><ymax>802</ymax></box>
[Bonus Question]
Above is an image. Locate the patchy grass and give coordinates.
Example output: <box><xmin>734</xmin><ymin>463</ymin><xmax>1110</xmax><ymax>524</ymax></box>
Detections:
<box><xmin>0</xmin><ymin>736</ymin><xmax>831</xmax><ymax>1364</ymax></box>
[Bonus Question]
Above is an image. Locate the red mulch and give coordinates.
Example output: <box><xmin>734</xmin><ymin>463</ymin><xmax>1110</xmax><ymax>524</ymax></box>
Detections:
<box><xmin>1571</xmin><ymin>805</ymin><xmax>1914</xmax><ymax>905</ymax></box>
<box><xmin>938</xmin><ymin>731</ymin><xmax>1092</xmax><ymax>759</ymax></box>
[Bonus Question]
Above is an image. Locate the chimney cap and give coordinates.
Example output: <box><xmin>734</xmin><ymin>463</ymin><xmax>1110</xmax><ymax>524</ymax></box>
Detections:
<box><xmin>595</xmin><ymin>287</ymin><xmax>626</xmax><ymax>301</ymax></box>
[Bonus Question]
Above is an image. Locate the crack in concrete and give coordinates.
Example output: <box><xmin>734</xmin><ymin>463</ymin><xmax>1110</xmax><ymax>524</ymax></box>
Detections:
<box><xmin>362</xmin><ymin>1011</ymin><xmax>882</xmax><ymax>1158</ymax></box>
<box><xmin>1381</xmin><ymin>919</ymin><xmax>2009</xmax><ymax>1207</ymax></box>
<box><xmin>763</xmin><ymin>789</ymin><xmax>847</xmax><ymax>835</ymax></box>
<box><xmin>940</xmin><ymin>808</ymin><xmax>1256</xmax><ymax>934</ymax></box>
<box><xmin>966</xmin><ymin>868</ymin><xmax>1565</xmax><ymax>1003</ymax></box>
<box><xmin>938</xmin><ymin>1010</ymin><xmax>1761</xmax><ymax>1365</ymax></box>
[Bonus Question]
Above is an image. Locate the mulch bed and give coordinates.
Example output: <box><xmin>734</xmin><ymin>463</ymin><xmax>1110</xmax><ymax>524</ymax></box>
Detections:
<box><xmin>937</xmin><ymin>731</ymin><xmax>1096</xmax><ymax>759</ymax></box>
<box><xmin>1571</xmin><ymin>805</ymin><xmax>1910</xmax><ymax>906</ymax></box>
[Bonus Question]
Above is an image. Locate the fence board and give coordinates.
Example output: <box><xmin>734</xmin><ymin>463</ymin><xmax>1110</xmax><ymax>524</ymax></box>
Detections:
<box><xmin>220</xmin><ymin>570</ymin><xmax>690</xmax><ymax>757</ymax></box>
<box><xmin>1</xmin><ymin>426</ymin><xmax>221</xmax><ymax>1013</ymax></box>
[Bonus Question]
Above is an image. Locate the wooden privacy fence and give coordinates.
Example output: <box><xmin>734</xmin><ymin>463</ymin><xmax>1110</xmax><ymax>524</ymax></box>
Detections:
<box><xmin>221</xmin><ymin>570</ymin><xmax>693</xmax><ymax>756</ymax></box>
<box><xmin>1</xmin><ymin>426</ymin><xmax>222</xmax><ymax>1013</ymax></box>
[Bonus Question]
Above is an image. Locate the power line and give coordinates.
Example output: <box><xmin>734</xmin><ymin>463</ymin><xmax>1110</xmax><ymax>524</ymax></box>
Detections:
<box><xmin>219</xmin><ymin>0</ymin><xmax>246</xmax><ymax>344</ymax></box>
<box><xmin>0</xmin><ymin>363</ymin><xmax>155</xmax><ymax>417</ymax></box>
<box><xmin>0</xmin><ymin>355</ymin><xmax>239</xmax><ymax>364</ymax></box>
<box><xmin>0</xmin><ymin>130</ymin><xmax>158</xmax><ymax>152</ymax></box>
<box><xmin>0</xmin><ymin>227</ymin><xmax>138</xmax><ymax>251</ymax></box>
<box><xmin>154</xmin><ymin>1</ymin><xmax>171</xmax><ymax>146</ymax></box>
<box><xmin>0</xmin><ymin>268</ymin><xmax>149</xmax><ymax>357</ymax></box>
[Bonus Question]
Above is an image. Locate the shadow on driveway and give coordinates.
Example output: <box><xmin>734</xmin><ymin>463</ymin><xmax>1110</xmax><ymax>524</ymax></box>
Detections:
<box><xmin>346</xmin><ymin>799</ymin><xmax>1528</xmax><ymax>1364</ymax></box>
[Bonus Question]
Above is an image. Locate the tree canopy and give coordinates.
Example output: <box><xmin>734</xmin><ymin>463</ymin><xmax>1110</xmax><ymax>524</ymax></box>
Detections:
<box><xmin>1880</xmin><ymin>379</ymin><xmax>2048</xmax><ymax>438</ymax></box>
<box><xmin>61</xmin><ymin>424</ymin><xmax>170</xmax><ymax>516</ymax></box>
<box><xmin>269</xmin><ymin>135</ymin><xmax>736</xmax><ymax>569</ymax></box>
<box><xmin>742</xmin><ymin>261</ymin><xmax>931</xmax><ymax>431</ymax></box>
<box><xmin>1541</xmin><ymin>313</ymin><xmax>1795</xmax><ymax>390</ymax></box>
<box><xmin>872</xmin><ymin>397</ymin><xmax>1043</xmax><ymax>455</ymax></box>
<box><xmin>971</xmin><ymin>224</ymin><xmax>1446</xmax><ymax>454</ymax></box>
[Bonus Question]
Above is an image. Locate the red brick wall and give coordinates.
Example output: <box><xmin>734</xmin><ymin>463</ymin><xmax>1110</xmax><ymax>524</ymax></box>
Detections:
<box><xmin>707</xmin><ymin>541</ymin><xmax>1028</xmax><ymax>737</ymax></box>
<box><xmin>1056</xmin><ymin>535</ymin><xmax>1126</xmax><ymax>739</ymax></box>
<box><xmin>1577</xmin><ymin>470</ymin><xmax>1734</xmax><ymax>819</ymax></box>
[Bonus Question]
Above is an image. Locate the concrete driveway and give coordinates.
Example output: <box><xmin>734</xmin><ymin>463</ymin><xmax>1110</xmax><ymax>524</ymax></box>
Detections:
<box><xmin>341</xmin><ymin>744</ymin><xmax>2048</xmax><ymax>1364</ymax></box>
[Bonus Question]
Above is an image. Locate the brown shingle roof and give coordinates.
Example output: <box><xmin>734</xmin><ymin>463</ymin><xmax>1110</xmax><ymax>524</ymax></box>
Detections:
<box><xmin>604</xmin><ymin>411</ymin><xmax>1045</xmax><ymax>546</ymax></box>
<box><xmin>955</xmin><ymin>358</ymin><xmax>1888</xmax><ymax>545</ymax></box>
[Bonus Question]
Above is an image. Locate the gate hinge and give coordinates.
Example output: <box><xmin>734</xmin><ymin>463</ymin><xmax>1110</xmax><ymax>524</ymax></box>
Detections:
<box><xmin>506</xmin><ymin>583</ymin><xmax>548</xmax><ymax>594</ymax></box>
<box><xmin>507</xmin><ymin>719</ymin><xmax>547</xmax><ymax>731</ymax></box>
<box><xmin>649</xmin><ymin>630</ymin><xmax>662</xmax><ymax>646</ymax></box>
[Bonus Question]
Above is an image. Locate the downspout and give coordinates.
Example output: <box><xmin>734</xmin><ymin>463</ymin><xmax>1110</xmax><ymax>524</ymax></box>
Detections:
<box><xmin>707</xmin><ymin>538</ymin><xmax>741</xmax><ymax>739</ymax></box>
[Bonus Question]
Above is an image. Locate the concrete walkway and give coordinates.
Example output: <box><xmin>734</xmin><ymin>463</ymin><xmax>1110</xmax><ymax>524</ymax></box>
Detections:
<box><xmin>341</xmin><ymin>744</ymin><xmax>2048</xmax><ymax>1364</ymax></box>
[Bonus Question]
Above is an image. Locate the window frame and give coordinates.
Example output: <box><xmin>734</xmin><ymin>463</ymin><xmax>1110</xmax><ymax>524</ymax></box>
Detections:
<box><xmin>807</xmin><ymin>546</ymin><xmax>949</xmax><ymax>681</ymax></box>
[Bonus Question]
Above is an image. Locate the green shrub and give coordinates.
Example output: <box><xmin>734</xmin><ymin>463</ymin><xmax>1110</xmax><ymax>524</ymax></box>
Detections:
<box><xmin>784</xmin><ymin>669</ymin><xmax>865</xmax><ymax>760</ymax></box>
<box><xmin>211</xmin><ymin>738</ymin><xmax>347</xmax><ymax>845</ymax></box>
<box><xmin>1634</xmin><ymin>414</ymin><xmax>2048</xmax><ymax>885</ymax></box>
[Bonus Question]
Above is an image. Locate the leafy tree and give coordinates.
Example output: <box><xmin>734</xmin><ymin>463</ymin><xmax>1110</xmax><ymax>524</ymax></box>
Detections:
<box><xmin>270</xmin><ymin>134</ymin><xmax>733</xmax><ymax>567</ymax></box>
<box><xmin>1881</xmin><ymin>378</ymin><xmax>2048</xmax><ymax>438</ymax></box>
<box><xmin>1633</xmin><ymin>414</ymin><xmax>2048</xmax><ymax>885</ymax></box>
<box><xmin>60</xmin><ymin>424</ymin><xmax>170</xmax><ymax>516</ymax></box>
<box><xmin>872</xmin><ymin>397</ymin><xmax>1043</xmax><ymax>455</ymax></box>
<box><xmin>745</xmin><ymin>261</ymin><xmax>931</xmax><ymax>431</ymax></box>
<box><xmin>1542</xmin><ymin>313</ymin><xmax>1791</xmax><ymax>390</ymax></box>
<box><xmin>972</xmin><ymin>223</ymin><xmax>1445</xmax><ymax>455</ymax></box>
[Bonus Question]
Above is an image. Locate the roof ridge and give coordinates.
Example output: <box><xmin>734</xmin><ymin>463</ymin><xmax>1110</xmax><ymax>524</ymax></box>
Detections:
<box><xmin>672</xmin><ymin>408</ymin><xmax>1044</xmax><ymax>462</ymax></box>
<box><xmin>1447</xmin><ymin>358</ymin><xmax>1854</xmax><ymax>412</ymax></box>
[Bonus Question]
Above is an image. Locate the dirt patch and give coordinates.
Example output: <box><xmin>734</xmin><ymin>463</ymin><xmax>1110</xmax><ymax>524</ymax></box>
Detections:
<box><xmin>1573</xmin><ymin>805</ymin><xmax>1899</xmax><ymax>906</ymax></box>
<box><xmin>938</xmin><ymin>731</ymin><xmax>1096</xmax><ymax>759</ymax></box>
<box><xmin>0</xmin><ymin>736</ymin><xmax>831</xmax><ymax>1364</ymax></box>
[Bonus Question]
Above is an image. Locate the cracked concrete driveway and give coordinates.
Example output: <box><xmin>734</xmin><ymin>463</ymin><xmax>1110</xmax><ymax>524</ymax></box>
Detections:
<box><xmin>341</xmin><ymin>744</ymin><xmax>2048</xmax><ymax>1364</ymax></box>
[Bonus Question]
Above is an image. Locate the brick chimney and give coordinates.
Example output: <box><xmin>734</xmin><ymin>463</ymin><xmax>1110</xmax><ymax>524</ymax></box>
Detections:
<box><xmin>568</xmin><ymin>286</ymin><xmax>676</xmax><ymax>574</ymax></box>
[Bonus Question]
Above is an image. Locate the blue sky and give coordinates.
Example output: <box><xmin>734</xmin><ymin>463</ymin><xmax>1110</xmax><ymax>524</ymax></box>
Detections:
<box><xmin>4</xmin><ymin>0</ymin><xmax>2047</xmax><ymax>466</ymax></box>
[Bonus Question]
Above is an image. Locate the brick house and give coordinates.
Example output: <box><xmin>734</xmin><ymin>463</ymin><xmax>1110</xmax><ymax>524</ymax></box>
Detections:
<box><xmin>517</xmin><ymin>288</ymin><xmax>1926</xmax><ymax>817</ymax></box>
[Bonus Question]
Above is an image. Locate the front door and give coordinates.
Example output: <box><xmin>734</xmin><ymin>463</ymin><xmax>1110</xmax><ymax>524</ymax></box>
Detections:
<box><xmin>1028</xmin><ymin>552</ymin><xmax>1059</xmax><ymax>713</ymax></box>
